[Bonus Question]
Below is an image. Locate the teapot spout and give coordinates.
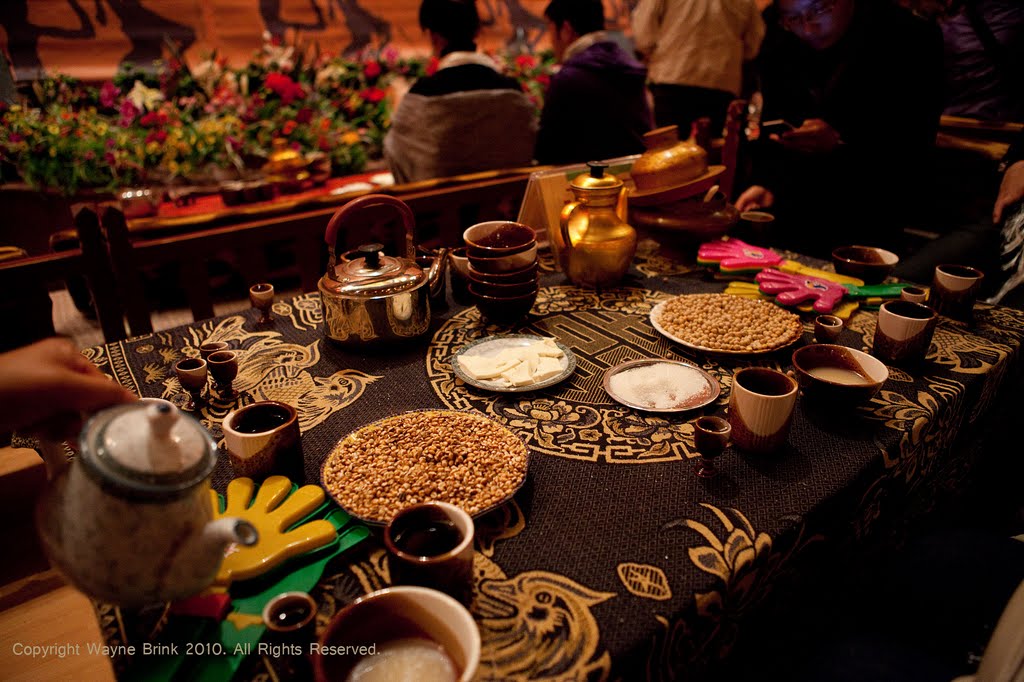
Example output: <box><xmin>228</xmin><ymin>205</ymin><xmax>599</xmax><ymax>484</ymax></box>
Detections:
<box><xmin>201</xmin><ymin>517</ymin><xmax>259</xmax><ymax>555</ymax></box>
<box><xmin>427</xmin><ymin>247</ymin><xmax>450</xmax><ymax>300</ymax></box>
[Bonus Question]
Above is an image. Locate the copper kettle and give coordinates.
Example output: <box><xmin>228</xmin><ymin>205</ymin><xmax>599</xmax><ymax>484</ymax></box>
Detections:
<box><xmin>319</xmin><ymin>195</ymin><xmax>447</xmax><ymax>345</ymax></box>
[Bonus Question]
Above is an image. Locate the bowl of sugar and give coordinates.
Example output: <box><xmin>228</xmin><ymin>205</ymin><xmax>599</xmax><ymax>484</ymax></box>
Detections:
<box><xmin>790</xmin><ymin>344</ymin><xmax>888</xmax><ymax>404</ymax></box>
<box><xmin>603</xmin><ymin>359</ymin><xmax>720</xmax><ymax>412</ymax></box>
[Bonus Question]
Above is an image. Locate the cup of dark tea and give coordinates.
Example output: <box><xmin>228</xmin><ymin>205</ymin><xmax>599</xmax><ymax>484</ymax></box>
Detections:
<box><xmin>384</xmin><ymin>502</ymin><xmax>474</xmax><ymax>606</ymax></box>
<box><xmin>222</xmin><ymin>401</ymin><xmax>304</xmax><ymax>481</ymax></box>
<box><xmin>693</xmin><ymin>416</ymin><xmax>731</xmax><ymax>478</ymax></box>
<box><xmin>263</xmin><ymin>591</ymin><xmax>318</xmax><ymax>644</ymax></box>
<box><xmin>250</xmin><ymin>283</ymin><xmax>275</xmax><ymax>323</ymax></box>
<box><xmin>728</xmin><ymin>367</ymin><xmax>798</xmax><ymax>455</ymax></box>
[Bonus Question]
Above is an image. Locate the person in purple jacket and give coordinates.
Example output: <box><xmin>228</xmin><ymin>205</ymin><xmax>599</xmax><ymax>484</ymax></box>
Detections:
<box><xmin>535</xmin><ymin>0</ymin><xmax>653</xmax><ymax>165</ymax></box>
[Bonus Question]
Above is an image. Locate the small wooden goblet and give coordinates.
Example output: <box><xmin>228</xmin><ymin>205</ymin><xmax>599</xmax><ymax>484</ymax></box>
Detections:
<box><xmin>199</xmin><ymin>340</ymin><xmax>230</xmax><ymax>361</ymax></box>
<box><xmin>250</xmin><ymin>283</ymin><xmax>275</xmax><ymax>323</ymax></box>
<box><xmin>693</xmin><ymin>416</ymin><xmax>731</xmax><ymax>479</ymax></box>
<box><xmin>174</xmin><ymin>358</ymin><xmax>208</xmax><ymax>411</ymax></box>
<box><xmin>207</xmin><ymin>350</ymin><xmax>238</xmax><ymax>400</ymax></box>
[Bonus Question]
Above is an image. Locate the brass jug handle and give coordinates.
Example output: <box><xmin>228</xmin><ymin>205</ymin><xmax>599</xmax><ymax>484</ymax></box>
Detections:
<box><xmin>325</xmin><ymin>194</ymin><xmax>416</xmax><ymax>268</ymax></box>
<box><xmin>559</xmin><ymin>201</ymin><xmax>583</xmax><ymax>250</ymax></box>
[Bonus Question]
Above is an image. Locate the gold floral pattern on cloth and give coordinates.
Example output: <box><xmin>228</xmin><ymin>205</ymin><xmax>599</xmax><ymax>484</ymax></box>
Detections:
<box><xmin>634</xmin><ymin>239</ymin><xmax>701</xmax><ymax>278</ymax></box>
<box><xmin>320</xmin><ymin>501</ymin><xmax>615</xmax><ymax>681</ymax></box>
<box><xmin>617</xmin><ymin>563</ymin><xmax>672</xmax><ymax>601</ymax></box>
<box><xmin>105</xmin><ymin>314</ymin><xmax>381</xmax><ymax>435</ymax></box>
<box><xmin>647</xmin><ymin>504</ymin><xmax>820</xmax><ymax>678</ymax></box>
<box><xmin>428</xmin><ymin>286</ymin><xmax>753</xmax><ymax>464</ymax></box>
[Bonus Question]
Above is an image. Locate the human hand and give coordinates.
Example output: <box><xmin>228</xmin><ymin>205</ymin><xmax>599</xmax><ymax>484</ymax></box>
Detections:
<box><xmin>0</xmin><ymin>338</ymin><xmax>136</xmax><ymax>438</ymax></box>
<box><xmin>778</xmin><ymin>118</ymin><xmax>842</xmax><ymax>154</ymax></box>
<box><xmin>735</xmin><ymin>185</ymin><xmax>776</xmax><ymax>212</ymax></box>
<box><xmin>755</xmin><ymin>268</ymin><xmax>848</xmax><ymax>313</ymax></box>
<box><xmin>211</xmin><ymin>476</ymin><xmax>336</xmax><ymax>585</ymax></box>
<box><xmin>994</xmin><ymin>160</ymin><xmax>1024</xmax><ymax>224</ymax></box>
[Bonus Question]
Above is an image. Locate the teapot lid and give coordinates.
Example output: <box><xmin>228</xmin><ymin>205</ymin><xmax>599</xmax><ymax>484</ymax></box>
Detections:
<box><xmin>570</xmin><ymin>162</ymin><xmax>623</xmax><ymax>191</ymax></box>
<box><xmin>323</xmin><ymin>243</ymin><xmax>426</xmax><ymax>297</ymax></box>
<box><xmin>79</xmin><ymin>399</ymin><xmax>217</xmax><ymax>501</ymax></box>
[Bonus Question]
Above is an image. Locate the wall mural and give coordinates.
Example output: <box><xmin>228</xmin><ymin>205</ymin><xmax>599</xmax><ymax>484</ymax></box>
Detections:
<box><xmin>0</xmin><ymin>0</ymin><xmax>637</xmax><ymax>82</ymax></box>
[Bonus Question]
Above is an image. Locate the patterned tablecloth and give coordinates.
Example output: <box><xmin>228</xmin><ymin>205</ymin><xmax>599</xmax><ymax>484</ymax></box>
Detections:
<box><xmin>85</xmin><ymin>247</ymin><xmax>1024</xmax><ymax>681</ymax></box>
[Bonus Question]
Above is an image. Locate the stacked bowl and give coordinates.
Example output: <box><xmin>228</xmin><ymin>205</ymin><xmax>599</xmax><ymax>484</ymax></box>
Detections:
<box><xmin>464</xmin><ymin>221</ymin><xmax>539</xmax><ymax>324</ymax></box>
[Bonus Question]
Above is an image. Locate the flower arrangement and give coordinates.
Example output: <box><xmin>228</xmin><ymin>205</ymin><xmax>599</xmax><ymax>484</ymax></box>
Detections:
<box><xmin>0</xmin><ymin>38</ymin><xmax>553</xmax><ymax>196</ymax></box>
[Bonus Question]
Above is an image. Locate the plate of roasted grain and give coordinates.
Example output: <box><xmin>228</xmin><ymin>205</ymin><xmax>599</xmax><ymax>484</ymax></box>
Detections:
<box><xmin>650</xmin><ymin>293</ymin><xmax>803</xmax><ymax>355</ymax></box>
<box><xmin>320</xmin><ymin>410</ymin><xmax>529</xmax><ymax>525</ymax></box>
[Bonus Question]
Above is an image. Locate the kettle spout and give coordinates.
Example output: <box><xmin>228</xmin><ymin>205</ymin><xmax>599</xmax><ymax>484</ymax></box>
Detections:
<box><xmin>201</xmin><ymin>517</ymin><xmax>259</xmax><ymax>556</ymax></box>
<box><xmin>427</xmin><ymin>247</ymin><xmax>450</xmax><ymax>300</ymax></box>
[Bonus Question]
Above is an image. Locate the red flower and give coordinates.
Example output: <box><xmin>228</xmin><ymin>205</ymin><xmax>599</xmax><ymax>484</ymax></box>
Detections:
<box><xmin>363</xmin><ymin>60</ymin><xmax>382</xmax><ymax>79</ymax></box>
<box><xmin>99</xmin><ymin>81</ymin><xmax>119</xmax><ymax>108</ymax></box>
<box><xmin>139</xmin><ymin>111</ymin><xmax>169</xmax><ymax>127</ymax></box>
<box><xmin>317</xmin><ymin>136</ymin><xmax>331</xmax><ymax>151</ymax></box>
<box><xmin>536</xmin><ymin>74</ymin><xmax>550</xmax><ymax>88</ymax></box>
<box><xmin>145</xmin><ymin>130</ymin><xmax>168</xmax><ymax>144</ymax></box>
<box><xmin>282</xmin><ymin>120</ymin><xmax>298</xmax><ymax>135</ymax></box>
<box><xmin>8</xmin><ymin>133</ymin><xmax>24</xmax><ymax>144</ymax></box>
<box><xmin>295</xmin><ymin>107</ymin><xmax>313</xmax><ymax>124</ymax></box>
<box><xmin>426</xmin><ymin>57</ymin><xmax>439</xmax><ymax>76</ymax></box>
<box><xmin>515</xmin><ymin>54</ymin><xmax>536</xmax><ymax>70</ymax></box>
<box><xmin>118</xmin><ymin>99</ymin><xmax>139</xmax><ymax>126</ymax></box>
<box><xmin>361</xmin><ymin>87</ymin><xmax>386</xmax><ymax>103</ymax></box>
<box><xmin>264</xmin><ymin>73</ymin><xmax>305</xmax><ymax>105</ymax></box>
<box><xmin>104</xmin><ymin>151</ymin><xmax>117</xmax><ymax>165</ymax></box>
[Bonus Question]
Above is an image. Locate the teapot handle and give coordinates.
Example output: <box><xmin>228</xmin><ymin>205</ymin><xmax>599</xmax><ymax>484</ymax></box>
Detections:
<box><xmin>324</xmin><ymin>194</ymin><xmax>416</xmax><ymax>266</ymax></box>
<box><xmin>559</xmin><ymin>201</ymin><xmax>582</xmax><ymax>250</ymax></box>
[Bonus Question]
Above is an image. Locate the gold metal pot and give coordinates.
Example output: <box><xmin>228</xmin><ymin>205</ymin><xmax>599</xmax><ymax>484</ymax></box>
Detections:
<box><xmin>557</xmin><ymin>162</ymin><xmax>636</xmax><ymax>288</ymax></box>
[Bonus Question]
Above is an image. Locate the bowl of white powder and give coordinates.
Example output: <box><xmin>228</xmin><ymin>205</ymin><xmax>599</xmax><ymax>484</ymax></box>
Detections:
<box><xmin>603</xmin><ymin>359</ymin><xmax>720</xmax><ymax>412</ymax></box>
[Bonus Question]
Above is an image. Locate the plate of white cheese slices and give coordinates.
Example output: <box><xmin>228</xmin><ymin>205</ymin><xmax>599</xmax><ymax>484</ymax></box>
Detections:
<box><xmin>452</xmin><ymin>335</ymin><xmax>576</xmax><ymax>392</ymax></box>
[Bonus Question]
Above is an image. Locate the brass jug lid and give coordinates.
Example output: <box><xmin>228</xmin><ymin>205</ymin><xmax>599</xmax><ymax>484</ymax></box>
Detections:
<box><xmin>325</xmin><ymin>243</ymin><xmax>426</xmax><ymax>297</ymax></box>
<box><xmin>570</xmin><ymin>162</ymin><xmax>623</xmax><ymax>191</ymax></box>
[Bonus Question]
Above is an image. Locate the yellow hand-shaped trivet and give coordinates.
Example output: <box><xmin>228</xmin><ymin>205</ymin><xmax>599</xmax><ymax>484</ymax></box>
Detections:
<box><xmin>210</xmin><ymin>476</ymin><xmax>337</xmax><ymax>585</ymax></box>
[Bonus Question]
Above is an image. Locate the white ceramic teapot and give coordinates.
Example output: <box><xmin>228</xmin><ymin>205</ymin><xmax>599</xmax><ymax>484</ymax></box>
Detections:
<box><xmin>36</xmin><ymin>400</ymin><xmax>258</xmax><ymax>607</ymax></box>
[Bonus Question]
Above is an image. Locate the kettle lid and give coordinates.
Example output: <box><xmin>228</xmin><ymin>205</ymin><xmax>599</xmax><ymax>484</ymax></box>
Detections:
<box><xmin>324</xmin><ymin>243</ymin><xmax>426</xmax><ymax>297</ymax></box>
<box><xmin>570</xmin><ymin>162</ymin><xmax>623</xmax><ymax>191</ymax></box>
<box><xmin>80</xmin><ymin>399</ymin><xmax>217</xmax><ymax>501</ymax></box>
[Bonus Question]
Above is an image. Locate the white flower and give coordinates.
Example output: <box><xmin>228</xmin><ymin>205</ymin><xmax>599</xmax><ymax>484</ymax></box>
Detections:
<box><xmin>315</xmin><ymin>64</ymin><xmax>347</xmax><ymax>88</ymax></box>
<box><xmin>127</xmin><ymin>80</ymin><xmax>164</xmax><ymax>111</ymax></box>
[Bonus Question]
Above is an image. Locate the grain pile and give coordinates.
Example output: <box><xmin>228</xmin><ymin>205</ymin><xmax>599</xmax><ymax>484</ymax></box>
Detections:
<box><xmin>653</xmin><ymin>293</ymin><xmax>802</xmax><ymax>352</ymax></box>
<box><xmin>322</xmin><ymin>410</ymin><xmax>528</xmax><ymax>523</ymax></box>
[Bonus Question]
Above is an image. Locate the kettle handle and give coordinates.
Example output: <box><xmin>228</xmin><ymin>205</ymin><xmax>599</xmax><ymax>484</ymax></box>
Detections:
<box><xmin>325</xmin><ymin>194</ymin><xmax>416</xmax><ymax>265</ymax></box>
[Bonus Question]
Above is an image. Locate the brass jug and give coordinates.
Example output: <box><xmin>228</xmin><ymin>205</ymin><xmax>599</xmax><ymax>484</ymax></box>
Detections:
<box><xmin>558</xmin><ymin>162</ymin><xmax>636</xmax><ymax>288</ymax></box>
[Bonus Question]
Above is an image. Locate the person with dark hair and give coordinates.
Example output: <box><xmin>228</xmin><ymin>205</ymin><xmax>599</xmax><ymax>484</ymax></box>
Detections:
<box><xmin>734</xmin><ymin>0</ymin><xmax>944</xmax><ymax>258</ymax></box>
<box><xmin>534</xmin><ymin>0</ymin><xmax>652</xmax><ymax>165</ymax></box>
<box><xmin>383</xmin><ymin>0</ymin><xmax>537</xmax><ymax>183</ymax></box>
<box><xmin>632</xmin><ymin>0</ymin><xmax>765</xmax><ymax>135</ymax></box>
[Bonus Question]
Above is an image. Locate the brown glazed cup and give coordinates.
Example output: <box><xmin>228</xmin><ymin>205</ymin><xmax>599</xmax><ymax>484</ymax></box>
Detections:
<box><xmin>814</xmin><ymin>314</ymin><xmax>844</xmax><ymax>344</ymax></box>
<box><xmin>728</xmin><ymin>368</ymin><xmax>799</xmax><ymax>455</ymax></box>
<box><xmin>900</xmin><ymin>285</ymin><xmax>929</xmax><ymax>304</ymax></box>
<box><xmin>222</xmin><ymin>401</ymin><xmax>304</xmax><ymax>482</ymax></box>
<box><xmin>262</xmin><ymin>591</ymin><xmax>318</xmax><ymax>646</ymax></box>
<box><xmin>384</xmin><ymin>502</ymin><xmax>475</xmax><ymax>606</ymax></box>
<box><xmin>199</xmin><ymin>341</ymin><xmax>230</xmax><ymax>361</ymax></box>
<box><xmin>463</xmin><ymin>221</ymin><xmax>537</xmax><ymax>255</ymax></box>
<box><xmin>207</xmin><ymin>350</ymin><xmax>239</xmax><ymax>397</ymax></box>
<box><xmin>872</xmin><ymin>300</ymin><xmax>938</xmax><ymax>365</ymax></box>
<box><xmin>929</xmin><ymin>264</ymin><xmax>984</xmax><ymax>322</ymax></box>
